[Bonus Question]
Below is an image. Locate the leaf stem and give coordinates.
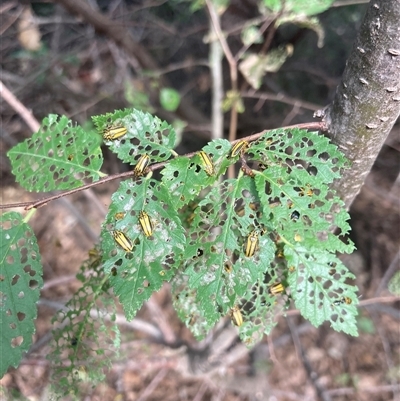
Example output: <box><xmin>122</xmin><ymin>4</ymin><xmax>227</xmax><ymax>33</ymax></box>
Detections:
<box><xmin>23</xmin><ymin>208</ymin><xmax>37</xmax><ymax>223</ymax></box>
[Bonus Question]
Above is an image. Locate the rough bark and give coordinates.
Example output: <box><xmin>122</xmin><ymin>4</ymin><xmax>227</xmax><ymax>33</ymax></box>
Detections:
<box><xmin>324</xmin><ymin>0</ymin><xmax>400</xmax><ymax>209</ymax></box>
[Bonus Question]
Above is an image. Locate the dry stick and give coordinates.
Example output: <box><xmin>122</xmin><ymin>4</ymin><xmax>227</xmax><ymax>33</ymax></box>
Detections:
<box><xmin>193</xmin><ymin>382</ymin><xmax>209</xmax><ymax>401</ymax></box>
<box><xmin>0</xmin><ymin>3</ymin><xmax>21</xmax><ymax>36</ymax></box>
<box><xmin>260</xmin><ymin>14</ymin><xmax>278</xmax><ymax>56</ymax></box>
<box><xmin>146</xmin><ymin>298</ymin><xmax>176</xmax><ymax>345</ymax></box>
<box><xmin>208</xmin><ymin>11</ymin><xmax>224</xmax><ymax>142</ymax></box>
<box><xmin>327</xmin><ymin>384</ymin><xmax>400</xmax><ymax>396</ymax></box>
<box><xmin>363</xmin><ymin>303</ymin><xmax>400</xmax><ymax>319</ymax></box>
<box><xmin>266</xmin><ymin>333</ymin><xmax>279</xmax><ymax>365</ymax></box>
<box><xmin>0</xmin><ymin>79</ymin><xmax>40</xmax><ymax>132</ymax></box>
<box><xmin>284</xmin><ymin>295</ymin><xmax>400</xmax><ymax>318</ymax></box>
<box><xmin>136</xmin><ymin>368</ymin><xmax>168</xmax><ymax>401</ymax></box>
<box><xmin>373</xmin><ymin>312</ymin><xmax>398</xmax><ymax>400</ymax></box>
<box><xmin>281</xmin><ymin>102</ymin><xmax>302</xmax><ymax>127</ymax></box>
<box><xmin>150</xmin><ymin>59</ymin><xmax>210</xmax><ymax>76</ymax></box>
<box><xmin>272</xmin><ymin>389</ymin><xmax>311</xmax><ymax>401</ymax></box>
<box><xmin>205</xmin><ymin>0</ymin><xmax>239</xmax><ymax>179</ymax></box>
<box><xmin>235</xmin><ymin>17</ymin><xmax>275</xmax><ymax>63</ymax></box>
<box><xmin>241</xmin><ymin>91</ymin><xmax>321</xmax><ymax>112</ymax></box>
<box><xmin>287</xmin><ymin>317</ymin><xmax>333</xmax><ymax>401</ymax></box>
<box><xmin>41</xmin><ymin>273</ymin><xmax>82</xmax><ymax>291</ymax></box>
<box><xmin>253</xmin><ymin>322</ymin><xmax>313</xmax><ymax>360</ymax></box>
<box><xmin>332</xmin><ymin>0</ymin><xmax>369</xmax><ymax>7</ymax></box>
<box><xmin>56</xmin><ymin>197</ymin><xmax>99</xmax><ymax>242</ymax></box>
<box><xmin>0</xmin><ymin>121</ymin><xmax>326</xmax><ymax>211</ymax></box>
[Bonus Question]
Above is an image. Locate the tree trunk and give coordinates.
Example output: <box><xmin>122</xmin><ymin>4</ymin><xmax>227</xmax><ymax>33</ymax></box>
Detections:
<box><xmin>324</xmin><ymin>0</ymin><xmax>400</xmax><ymax>209</ymax></box>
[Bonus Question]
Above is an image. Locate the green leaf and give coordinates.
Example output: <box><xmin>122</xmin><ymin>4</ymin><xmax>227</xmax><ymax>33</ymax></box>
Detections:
<box><xmin>236</xmin><ymin>275</ymin><xmax>290</xmax><ymax>345</ymax></box>
<box><xmin>182</xmin><ymin>176</ymin><xmax>275</xmax><ymax>326</ymax></box>
<box><xmin>0</xmin><ymin>212</ymin><xmax>43</xmax><ymax>377</ymax></box>
<box><xmin>202</xmin><ymin>138</ymin><xmax>233</xmax><ymax>177</ymax></box>
<box><xmin>172</xmin><ymin>274</ymin><xmax>211</xmax><ymax>340</ymax></box>
<box><xmin>161</xmin><ymin>138</ymin><xmax>232</xmax><ymax>210</ymax></box>
<box><xmin>159</xmin><ymin>88</ymin><xmax>181</xmax><ymax>112</ymax></box>
<box><xmin>250</xmin><ymin>129</ymin><xmax>354</xmax><ymax>254</ymax></box>
<box><xmin>161</xmin><ymin>157</ymin><xmax>204</xmax><ymax>209</ymax></box>
<box><xmin>388</xmin><ymin>271</ymin><xmax>400</xmax><ymax>296</ymax></box>
<box><xmin>357</xmin><ymin>316</ymin><xmax>375</xmax><ymax>334</ymax></box>
<box><xmin>222</xmin><ymin>90</ymin><xmax>245</xmax><ymax>113</ymax></box>
<box><xmin>124</xmin><ymin>79</ymin><xmax>154</xmax><ymax>112</ymax></box>
<box><xmin>239</xmin><ymin>46</ymin><xmax>293</xmax><ymax>90</ymax></box>
<box><xmin>279</xmin><ymin>15</ymin><xmax>325</xmax><ymax>48</ymax></box>
<box><xmin>92</xmin><ymin>108</ymin><xmax>176</xmax><ymax>166</ymax></box>
<box><xmin>7</xmin><ymin>115</ymin><xmax>103</xmax><ymax>192</ymax></box>
<box><xmin>100</xmin><ymin>178</ymin><xmax>186</xmax><ymax>320</ymax></box>
<box><xmin>241</xmin><ymin>25</ymin><xmax>263</xmax><ymax>46</ymax></box>
<box><xmin>286</xmin><ymin>247</ymin><xmax>359</xmax><ymax>336</ymax></box>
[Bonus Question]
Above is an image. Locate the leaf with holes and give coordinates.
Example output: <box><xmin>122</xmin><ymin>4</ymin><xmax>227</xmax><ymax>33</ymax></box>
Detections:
<box><xmin>182</xmin><ymin>175</ymin><xmax>275</xmax><ymax>326</ymax></box>
<box><xmin>49</xmin><ymin>248</ymin><xmax>120</xmax><ymax>398</ymax></box>
<box><xmin>172</xmin><ymin>274</ymin><xmax>211</xmax><ymax>340</ymax></box>
<box><xmin>92</xmin><ymin>108</ymin><xmax>176</xmax><ymax>167</ymax></box>
<box><xmin>286</xmin><ymin>246</ymin><xmax>358</xmax><ymax>336</ymax></box>
<box><xmin>249</xmin><ymin>128</ymin><xmax>348</xmax><ymax>183</ymax></box>
<box><xmin>0</xmin><ymin>212</ymin><xmax>43</xmax><ymax>377</ymax></box>
<box><xmin>7</xmin><ymin>115</ymin><xmax>103</xmax><ymax>192</ymax></box>
<box><xmin>236</xmin><ymin>275</ymin><xmax>290</xmax><ymax>346</ymax></box>
<box><xmin>249</xmin><ymin>128</ymin><xmax>354</xmax><ymax>254</ymax></box>
<box><xmin>101</xmin><ymin>178</ymin><xmax>186</xmax><ymax>320</ymax></box>
<box><xmin>161</xmin><ymin>139</ymin><xmax>232</xmax><ymax>210</ymax></box>
<box><xmin>201</xmin><ymin>139</ymin><xmax>233</xmax><ymax>177</ymax></box>
<box><xmin>254</xmin><ymin>172</ymin><xmax>353</xmax><ymax>254</ymax></box>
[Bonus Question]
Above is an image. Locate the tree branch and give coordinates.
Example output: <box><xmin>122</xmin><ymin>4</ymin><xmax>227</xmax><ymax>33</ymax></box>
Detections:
<box><xmin>324</xmin><ymin>0</ymin><xmax>400</xmax><ymax>209</ymax></box>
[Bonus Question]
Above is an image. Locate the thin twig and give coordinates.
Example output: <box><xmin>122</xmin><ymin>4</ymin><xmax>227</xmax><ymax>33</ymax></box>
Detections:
<box><xmin>136</xmin><ymin>368</ymin><xmax>168</xmax><ymax>401</ymax></box>
<box><xmin>369</xmin><ymin>309</ymin><xmax>398</xmax><ymax>400</ymax></box>
<box><xmin>0</xmin><ymin>2</ymin><xmax>21</xmax><ymax>36</ymax></box>
<box><xmin>193</xmin><ymin>382</ymin><xmax>209</xmax><ymax>401</ymax></box>
<box><xmin>204</xmin><ymin>0</ymin><xmax>235</xmax><ymax>70</ymax></box>
<box><xmin>375</xmin><ymin>249</ymin><xmax>400</xmax><ymax>296</ymax></box>
<box><xmin>327</xmin><ymin>384</ymin><xmax>400</xmax><ymax>396</ymax></box>
<box><xmin>242</xmin><ymin>90</ymin><xmax>321</xmax><ymax>111</ymax></box>
<box><xmin>146</xmin><ymin>298</ymin><xmax>176</xmax><ymax>344</ymax></box>
<box><xmin>56</xmin><ymin>197</ymin><xmax>99</xmax><ymax>242</ymax></box>
<box><xmin>287</xmin><ymin>317</ymin><xmax>333</xmax><ymax>401</ymax></box>
<box><xmin>205</xmin><ymin>0</ymin><xmax>239</xmax><ymax>181</ymax></box>
<box><xmin>0</xmin><ymin>121</ymin><xmax>326</xmax><ymax>211</ymax></box>
<box><xmin>363</xmin><ymin>303</ymin><xmax>400</xmax><ymax>319</ymax></box>
<box><xmin>284</xmin><ymin>295</ymin><xmax>400</xmax><ymax>317</ymax></box>
<box><xmin>332</xmin><ymin>0</ymin><xmax>369</xmax><ymax>7</ymax></box>
<box><xmin>0</xmin><ymin>79</ymin><xmax>40</xmax><ymax>132</ymax></box>
<box><xmin>235</xmin><ymin>17</ymin><xmax>275</xmax><ymax>62</ymax></box>
<box><xmin>149</xmin><ymin>59</ymin><xmax>210</xmax><ymax>77</ymax></box>
<box><xmin>209</xmin><ymin>14</ymin><xmax>224</xmax><ymax>141</ymax></box>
